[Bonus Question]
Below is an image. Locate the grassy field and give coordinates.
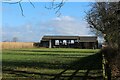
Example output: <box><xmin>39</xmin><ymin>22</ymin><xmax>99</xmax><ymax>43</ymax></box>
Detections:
<box><xmin>2</xmin><ymin>48</ymin><xmax>102</xmax><ymax>80</ymax></box>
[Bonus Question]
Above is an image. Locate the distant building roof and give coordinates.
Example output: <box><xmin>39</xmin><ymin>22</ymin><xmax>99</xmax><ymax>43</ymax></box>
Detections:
<box><xmin>41</xmin><ymin>35</ymin><xmax>97</xmax><ymax>42</ymax></box>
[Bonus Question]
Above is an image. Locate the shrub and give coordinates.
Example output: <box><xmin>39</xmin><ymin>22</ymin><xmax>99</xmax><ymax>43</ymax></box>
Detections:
<box><xmin>100</xmin><ymin>47</ymin><xmax>120</xmax><ymax>78</ymax></box>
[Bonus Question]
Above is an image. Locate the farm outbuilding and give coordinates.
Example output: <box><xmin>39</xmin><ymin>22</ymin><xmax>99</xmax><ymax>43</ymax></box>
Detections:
<box><xmin>39</xmin><ymin>35</ymin><xmax>98</xmax><ymax>49</ymax></box>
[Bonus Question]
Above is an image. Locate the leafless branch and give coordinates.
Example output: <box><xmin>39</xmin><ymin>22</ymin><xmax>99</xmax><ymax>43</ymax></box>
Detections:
<box><xmin>18</xmin><ymin>2</ymin><xmax>24</xmax><ymax>16</ymax></box>
<box><xmin>45</xmin><ymin>0</ymin><xmax>65</xmax><ymax>16</ymax></box>
<box><xmin>7</xmin><ymin>0</ymin><xmax>24</xmax><ymax>16</ymax></box>
<box><xmin>6</xmin><ymin>0</ymin><xmax>65</xmax><ymax>16</ymax></box>
<box><xmin>54</xmin><ymin>0</ymin><xmax>65</xmax><ymax>15</ymax></box>
<box><xmin>29</xmin><ymin>0</ymin><xmax>35</xmax><ymax>8</ymax></box>
<box><xmin>6</xmin><ymin>0</ymin><xmax>35</xmax><ymax>16</ymax></box>
<box><xmin>8</xmin><ymin>0</ymin><xmax>22</xmax><ymax>4</ymax></box>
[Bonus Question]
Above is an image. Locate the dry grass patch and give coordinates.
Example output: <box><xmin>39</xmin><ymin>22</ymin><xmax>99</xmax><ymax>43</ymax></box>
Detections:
<box><xmin>1</xmin><ymin>42</ymin><xmax>34</xmax><ymax>49</ymax></box>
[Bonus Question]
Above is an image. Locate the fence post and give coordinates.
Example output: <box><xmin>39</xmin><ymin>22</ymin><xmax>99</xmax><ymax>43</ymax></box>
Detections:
<box><xmin>102</xmin><ymin>53</ymin><xmax>108</xmax><ymax>80</ymax></box>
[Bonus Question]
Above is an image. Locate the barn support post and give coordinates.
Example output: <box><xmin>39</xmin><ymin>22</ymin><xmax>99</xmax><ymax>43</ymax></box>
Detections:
<box><xmin>49</xmin><ymin>39</ymin><xmax>52</xmax><ymax>48</ymax></box>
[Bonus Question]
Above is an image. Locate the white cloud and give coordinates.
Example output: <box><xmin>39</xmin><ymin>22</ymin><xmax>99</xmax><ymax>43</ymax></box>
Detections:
<box><xmin>53</xmin><ymin>16</ymin><xmax>75</xmax><ymax>21</ymax></box>
<box><xmin>2</xmin><ymin>16</ymin><xmax>93</xmax><ymax>42</ymax></box>
<box><xmin>44</xmin><ymin>16</ymin><xmax>91</xmax><ymax>35</ymax></box>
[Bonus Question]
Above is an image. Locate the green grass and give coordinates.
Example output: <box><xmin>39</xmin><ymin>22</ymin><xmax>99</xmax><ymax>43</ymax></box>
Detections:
<box><xmin>2</xmin><ymin>48</ymin><xmax>102</xmax><ymax>80</ymax></box>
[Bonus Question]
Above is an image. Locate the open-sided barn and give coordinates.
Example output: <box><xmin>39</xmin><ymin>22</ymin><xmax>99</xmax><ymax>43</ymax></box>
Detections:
<box><xmin>39</xmin><ymin>36</ymin><xmax>98</xmax><ymax>49</ymax></box>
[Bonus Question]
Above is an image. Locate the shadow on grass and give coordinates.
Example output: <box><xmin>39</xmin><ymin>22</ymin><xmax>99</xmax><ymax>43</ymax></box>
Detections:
<box><xmin>51</xmin><ymin>53</ymin><xmax>102</xmax><ymax>80</ymax></box>
<box><xmin>2</xmin><ymin>53</ymin><xmax>103</xmax><ymax>80</ymax></box>
<box><xmin>4</xmin><ymin>52</ymin><xmax>93</xmax><ymax>57</ymax></box>
<box><xmin>13</xmin><ymin>49</ymin><xmax>96</xmax><ymax>53</ymax></box>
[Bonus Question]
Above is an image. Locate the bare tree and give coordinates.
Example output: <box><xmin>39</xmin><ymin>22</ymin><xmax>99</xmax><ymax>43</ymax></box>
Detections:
<box><xmin>86</xmin><ymin>2</ymin><xmax>120</xmax><ymax>48</ymax></box>
<box><xmin>86</xmin><ymin>2</ymin><xmax>120</xmax><ymax>78</ymax></box>
<box><xmin>12</xmin><ymin>37</ymin><xmax>18</xmax><ymax>42</ymax></box>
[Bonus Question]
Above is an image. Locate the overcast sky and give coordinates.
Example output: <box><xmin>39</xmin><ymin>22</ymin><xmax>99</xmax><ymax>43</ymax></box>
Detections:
<box><xmin>2</xmin><ymin>2</ymin><xmax>97</xmax><ymax>42</ymax></box>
